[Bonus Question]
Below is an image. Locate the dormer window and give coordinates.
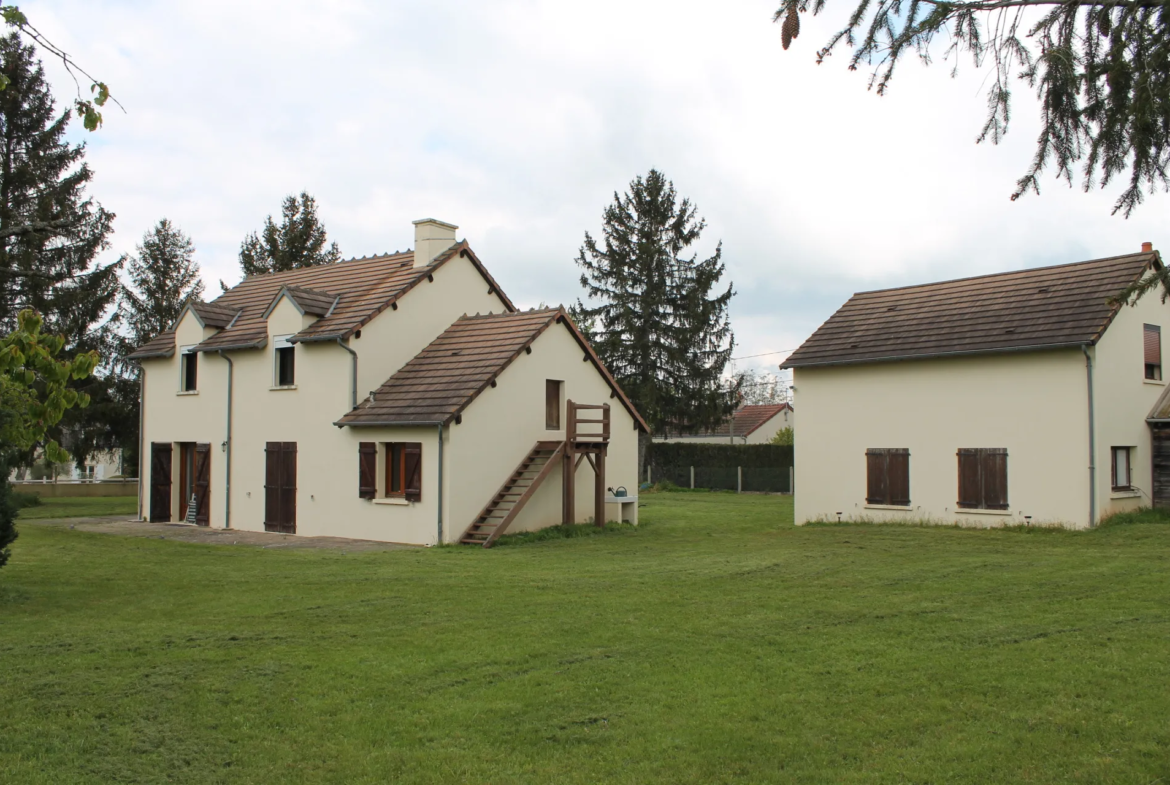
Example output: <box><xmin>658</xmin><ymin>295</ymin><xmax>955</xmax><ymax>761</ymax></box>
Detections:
<box><xmin>274</xmin><ymin>335</ymin><xmax>295</xmax><ymax>387</ymax></box>
<box><xmin>180</xmin><ymin>347</ymin><xmax>198</xmax><ymax>392</ymax></box>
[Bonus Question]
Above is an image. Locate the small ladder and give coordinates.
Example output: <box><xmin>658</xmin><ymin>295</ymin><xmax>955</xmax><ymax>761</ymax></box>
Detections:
<box><xmin>461</xmin><ymin>440</ymin><xmax>566</xmax><ymax>547</ymax></box>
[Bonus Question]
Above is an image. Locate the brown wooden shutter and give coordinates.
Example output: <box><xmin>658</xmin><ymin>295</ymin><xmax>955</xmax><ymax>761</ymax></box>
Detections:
<box><xmin>865</xmin><ymin>449</ymin><xmax>887</xmax><ymax>504</ymax></box>
<box><xmin>957</xmin><ymin>449</ymin><xmax>981</xmax><ymax>508</ymax></box>
<box><xmin>982</xmin><ymin>448</ymin><xmax>1008</xmax><ymax>509</ymax></box>
<box><xmin>888</xmin><ymin>449</ymin><xmax>910</xmax><ymax>506</ymax></box>
<box><xmin>1145</xmin><ymin>324</ymin><xmax>1161</xmax><ymax>365</ymax></box>
<box><xmin>264</xmin><ymin>442</ymin><xmax>281</xmax><ymax>531</ymax></box>
<box><xmin>403</xmin><ymin>442</ymin><xmax>422</xmax><ymax>502</ymax></box>
<box><xmin>194</xmin><ymin>443</ymin><xmax>211</xmax><ymax>526</ymax></box>
<box><xmin>359</xmin><ymin>442</ymin><xmax>377</xmax><ymax>499</ymax></box>
<box><xmin>281</xmin><ymin>442</ymin><xmax>297</xmax><ymax>532</ymax></box>
<box><xmin>149</xmin><ymin>443</ymin><xmax>173</xmax><ymax>522</ymax></box>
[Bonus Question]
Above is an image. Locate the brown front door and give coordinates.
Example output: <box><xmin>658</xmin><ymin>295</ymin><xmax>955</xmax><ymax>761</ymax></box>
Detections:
<box><xmin>1152</xmin><ymin>425</ymin><xmax>1170</xmax><ymax>509</ymax></box>
<box><xmin>264</xmin><ymin>442</ymin><xmax>297</xmax><ymax>534</ymax></box>
<box><xmin>194</xmin><ymin>444</ymin><xmax>211</xmax><ymax>526</ymax></box>
<box><xmin>149</xmin><ymin>443</ymin><xmax>173</xmax><ymax>522</ymax></box>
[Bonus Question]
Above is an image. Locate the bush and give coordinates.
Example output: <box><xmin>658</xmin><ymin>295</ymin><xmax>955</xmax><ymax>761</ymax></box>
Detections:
<box><xmin>769</xmin><ymin>427</ymin><xmax>794</xmax><ymax>446</ymax></box>
<box><xmin>9</xmin><ymin>491</ymin><xmax>40</xmax><ymax>510</ymax></box>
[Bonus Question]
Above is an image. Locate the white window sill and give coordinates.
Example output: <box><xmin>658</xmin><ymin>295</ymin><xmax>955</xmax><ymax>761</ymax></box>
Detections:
<box><xmin>864</xmin><ymin>504</ymin><xmax>913</xmax><ymax>511</ymax></box>
<box><xmin>176</xmin><ymin>390</ymin><xmax>199</xmax><ymax>396</ymax></box>
<box><xmin>372</xmin><ymin>497</ymin><xmax>410</xmax><ymax>506</ymax></box>
<box><xmin>1144</xmin><ymin>379</ymin><xmax>1165</xmax><ymax>386</ymax></box>
<box><xmin>1110</xmin><ymin>490</ymin><xmax>1141</xmax><ymax>499</ymax></box>
<box><xmin>956</xmin><ymin>507</ymin><xmax>1013</xmax><ymax>516</ymax></box>
<box><xmin>269</xmin><ymin>385</ymin><xmax>298</xmax><ymax>391</ymax></box>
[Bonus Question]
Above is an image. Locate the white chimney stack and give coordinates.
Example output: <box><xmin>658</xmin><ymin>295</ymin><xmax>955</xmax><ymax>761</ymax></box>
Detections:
<box><xmin>413</xmin><ymin>218</ymin><xmax>458</xmax><ymax>267</ymax></box>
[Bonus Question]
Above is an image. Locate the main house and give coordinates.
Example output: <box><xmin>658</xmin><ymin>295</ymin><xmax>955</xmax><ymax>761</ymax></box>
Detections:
<box><xmin>782</xmin><ymin>245</ymin><xmax>1167</xmax><ymax>529</ymax></box>
<box><xmin>658</xmin><ymin>403</ymin><xmax>794</xmax><ymax>444</ymax></box>
<box><xmin>130</xmin><ymin>219</ymin><xmax>646</xmax><ymax>546</ymax></box>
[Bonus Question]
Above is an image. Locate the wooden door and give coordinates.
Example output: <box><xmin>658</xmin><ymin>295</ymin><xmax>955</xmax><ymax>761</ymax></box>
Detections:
<box><xmin>149</xmin><ymin>443</ymin><xmax>173</xmax><ymax>522</ymax></box>
<box><xmin>194</xmin><ymin>444</ymin><xmax>211</xmax><ymax>526</ymax></box>
<box><xmin>1152</xmin><ymin>425</ymin><xmax>1170</xmax><ymax>509</ymax></box>
<box><xmin>178</xmin><ymin>443</ymin><xmax>194</xmax><ymax>521</ymax></box>
<box><xmin>264</xmin><ymin>442</ymin><xmax>297</xmax><ymax>533</ymax></box>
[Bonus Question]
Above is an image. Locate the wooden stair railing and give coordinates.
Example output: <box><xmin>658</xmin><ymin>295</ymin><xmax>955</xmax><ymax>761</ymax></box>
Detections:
<box><xmin>460</xmin><ymin>441</ymin><xmax>566</xmax><ymax>547</ymax></box>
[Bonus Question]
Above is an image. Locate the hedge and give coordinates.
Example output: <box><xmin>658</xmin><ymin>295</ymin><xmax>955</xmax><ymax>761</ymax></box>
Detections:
<box><xmin>646</xmin><ymin>443</ymin><xmax>794</xmax><ymax>472</ymax></box>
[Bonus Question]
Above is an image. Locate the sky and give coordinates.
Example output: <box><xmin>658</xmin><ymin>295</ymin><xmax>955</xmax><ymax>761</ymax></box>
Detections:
<box><xmin>25</xmin><ymin>0</ymin><xmax>1170</xmax><ymax>377</ymax></box>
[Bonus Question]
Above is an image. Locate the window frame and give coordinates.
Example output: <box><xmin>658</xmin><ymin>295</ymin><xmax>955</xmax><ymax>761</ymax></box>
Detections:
<box><xmin>1111</xmin><ymin>446</ymin><xmax>1133</xmax><ymax>491</ymax></box>
<box><xmin>546</xmin><ymin>379</ymin><xmax>563</xmax><ymax>430</ymax></box>
<box><xmin>273</xmin><ymin>334</ymin><xmax>296</xmax><ymax>388</ymax></box>
<box><xmin>956</xmin><ymin>448</ymin><xmax>1009</xmax><ymax>510</ymax></box>
<box><xmin>180</xmin><ymin>346</ymin><xmax>198</xmax><ymax>392</ymax></box>
<box><xmin>1145</xmin><ymin>324</ymin><xmax>1162</xmax><ymax>381</ymax></box>
<box><xmin>382</xmin><ymin>442</ymin><xmax>422</xmax><ymax>501</ymax></box>
<box><xmin>865</xmin><ymin>448</ymin><xmax>911</xmax><ymax>507</ymax></box>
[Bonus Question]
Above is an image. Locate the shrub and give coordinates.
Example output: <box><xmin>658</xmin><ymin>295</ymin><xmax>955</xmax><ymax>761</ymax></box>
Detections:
<box><xmin>9</xmin><ymin>491</ymin><xmax>40</xmax><ymax>510</ymax></box>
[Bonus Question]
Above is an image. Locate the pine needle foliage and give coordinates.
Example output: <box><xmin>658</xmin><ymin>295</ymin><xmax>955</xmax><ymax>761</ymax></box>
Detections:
<box><xmin>775</xmin><ymin>0</ymin><xmax>1170</xmax><ymax>216</ymax></box>
<box><xmin>117</xmin><ymin>219</ymin><xmax>204</xmax><ymax>353</ymax></box>
<box><xmin>239</xmin><ymin>192</ymin><xmax>341</xmax><ymax>277</ymax></box>
<box><xmin>572</xmin><ymin>170</ymin><xmax>737</xmax><ymax>437</ymax></box>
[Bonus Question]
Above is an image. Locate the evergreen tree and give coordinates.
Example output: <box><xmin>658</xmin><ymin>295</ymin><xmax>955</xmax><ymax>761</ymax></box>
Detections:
<box><xmin>0</xmin><ymin>33</ymin><xmax>118</xmax><ymax>473</ymax></box>
<box><xmin>119</xmin><ymin>219</ymin><xmax>205</xmax><ymax>349</ymax></box>
<box><xmin>0</xmin><ymin>33</ymin><xmax>117</xmax><ymax>344</ymax></box>
<box><xmin>777</xmin><ymin>0</ymin><xmax>1170</xmax><ymax>216</ymax></box>
<box><xmin>239</xmin><ymin>191</ymin><xmax>341</xmax><ymax>277</ymax></box>
<box><xmin>572</xmin><ymin>169</ymin><xmax>737</xmax><ymax>450</ymax></box>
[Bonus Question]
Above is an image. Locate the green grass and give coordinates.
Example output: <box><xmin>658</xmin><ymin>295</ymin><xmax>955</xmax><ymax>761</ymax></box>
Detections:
<box><xmin>2</xmin><ymin>493</ymin><xmax>1170</xmax><ymax>783</ymax></box>
<box><xmin>14</xmin><ymin>495</ymin><xmax>137</xmax><ymax>520</ymax></box>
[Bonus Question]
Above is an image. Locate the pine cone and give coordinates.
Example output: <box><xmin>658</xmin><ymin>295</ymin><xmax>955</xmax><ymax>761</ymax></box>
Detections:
<box><xmin>782</xmin><ymin>7</ymin><xmax>800</xmax><ymax>50</ymax></box>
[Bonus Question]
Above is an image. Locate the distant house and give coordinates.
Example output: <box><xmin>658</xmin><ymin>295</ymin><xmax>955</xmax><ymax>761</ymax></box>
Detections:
<box><xmin>782</xmin><ymin>246</ymin><xmax>1166</xmax><ymax>529</ymax></box>
<box><xmin>8</xmin><ymin>447</ymin><xmax>123</xmax><ymax>482</ymax></box>
<box><xmin>129</xmin><ymin>218</ymin><xmax>646</xmax><ymax>546</ymax></box>
<box><xmin>659</xmin><ymin>403</ymin><xmax>794</xmax><ymax>444</ymax></box>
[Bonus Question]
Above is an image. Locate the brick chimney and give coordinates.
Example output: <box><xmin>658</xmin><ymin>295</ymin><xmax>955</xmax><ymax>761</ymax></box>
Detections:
<box><xmin>1142</xmin><ymin>241</ymin><xmax>1154</xmax><ymax>253</ymax></box>
<box><xmin>413</xmin><ymin>218</ymin><xmax>458</xmax><ymax>267</ymax></box>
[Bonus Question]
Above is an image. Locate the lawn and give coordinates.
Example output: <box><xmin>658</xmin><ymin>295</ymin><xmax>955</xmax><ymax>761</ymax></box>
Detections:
<box><xmin>2</xmin><ymin>493</ymin><xmax>1169</xmax><ymax>783</ymax></box>
<box><xmin>15</xmin><ymin>495</ymin><xmax>138</xmax><ymax>520</ymax></box>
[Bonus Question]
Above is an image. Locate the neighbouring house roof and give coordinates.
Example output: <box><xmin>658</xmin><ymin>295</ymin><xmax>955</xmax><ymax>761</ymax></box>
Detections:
<box><xmin>336</xmin><ymin>308</ymin><xmax>648</xmax><ymax>431</ymax></box>
<box><xmin>128</xmin><ymin>241</ymin><xmax>516</xmax><ymax>359</ymax></box>
<box><xmin>781</xmin><ymin>251</ymin><xmax>1161</xmax><ymax>369</ymax></box>
<box><xmin>674</xmin><ymin>403</ymin><xmax>792</xmax><ymax>439</ymax></box>
<box><xmin>1148</xmin><ymin>385</ymin><xmax>1170</xmax><ymax>422</ymax></box>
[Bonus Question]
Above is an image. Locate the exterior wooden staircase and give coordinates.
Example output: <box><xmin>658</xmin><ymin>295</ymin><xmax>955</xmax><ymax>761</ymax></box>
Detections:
<box><xmin>460</xmin><ymin>441</ymin><xmax>566</xmax><ymax>547</ymax></box>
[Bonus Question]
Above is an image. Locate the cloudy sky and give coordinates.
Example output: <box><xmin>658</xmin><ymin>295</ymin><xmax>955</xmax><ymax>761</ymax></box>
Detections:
<box><xmin>28</xmin><ymin>0</ymin><xmax>1169</xmax><ymax>375</ymax></box>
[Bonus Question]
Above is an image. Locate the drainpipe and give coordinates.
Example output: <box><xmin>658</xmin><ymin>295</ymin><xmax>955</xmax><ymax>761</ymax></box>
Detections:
<box><xmin>137</xmin><ymin>367</ymin><xmax>145</xmax><ymax>521</ymax></box>
<box><xmin>437</xmin><ymin>422</ymin><xmax>444</xmax><ymax>545</ymax></box>
<box><xmin>217</xmin><ymin>351</ymin><xmax>234</xmax><ymax>530</ymax></box>
<box><xmin>1082</xmin><ymin>345</ymin><xmax>1096</xmax><ymax>527</ymax></box>
<box><xmin>336</xmin><ymin>338</ymin><xmax>358</xmax><ymax>409</ymax></box>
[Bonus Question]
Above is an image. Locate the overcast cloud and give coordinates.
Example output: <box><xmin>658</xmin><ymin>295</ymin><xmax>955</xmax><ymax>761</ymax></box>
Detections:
<box><xmin>27</xmin><ymin>0</ymin><xmax>1169</xmax><ymax>374</ymax></box>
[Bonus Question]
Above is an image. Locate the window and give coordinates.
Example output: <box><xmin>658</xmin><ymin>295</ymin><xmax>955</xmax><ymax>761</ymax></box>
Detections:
<box><xmin>180</xmin><ymin>347</ymin><xmax>198</xmax><ymax>391</ymax></box>
<box><xmin>957</xmin><ymin>448</ymin><xmax>1008</xmax><ymax>510</ymax></box>
<box><xmin>274</xmin><ymin>335</ymin><xmax>295</xmax><ymax>387</ymax></box>
<box><xmin>382</xmin><ymin>442</ymin><xmax>422</xmax><ymax>501</ymax></box>
<box><xmin>1145</xmin><ymin>324</ymin><xmax>1162</xmax><ymax>380</ymax></box>
<box><xmin>546</xmin><ymin>380</ymin><xmax>563</xmax><ymax>429</ymax></box>
<box><xmin>865</xmin><ymin>448</ymin><xmax>910</xmax><ymax>506</ymax></box>
<box><xmin>1112</xmin><ymin>447</ymin><xmax>1133</xmax><ymax>491</ymax></box>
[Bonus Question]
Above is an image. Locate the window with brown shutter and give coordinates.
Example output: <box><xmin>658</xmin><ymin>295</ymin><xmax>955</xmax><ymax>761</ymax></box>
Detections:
<box><xmin>546</xmin><ymin>380</ymin><xmax>563</xmax><ymax>429</ymax></box>
<box><xmin>358</xmin><ymin>442</ymin><xmax>376</xmax><ymax>499</ymax></box>
<box><xmin>382</xmin><ymin>442</ymin><xmax>422</xmax><ymax>501</ymax></box>
<box><xmin>1145</xmin><ymin>324</ymin><xmax>1162</xmax><ymax>380</ymax></box>
<box><xmin>956</xmin><ymin>448</ymin><xmax>1008</xmax><ymax>510</ymax></box>
<box><xmin>264</xmin><ymin>442</ymin><xmax>297</xmax><ymax>533</ymax></box>
<box><xmin>180</xmin><ymin>348</ymin><xmax>198</xmax><ymax>391</ymax></box>
<box><xmin>865</xmin><ymin>448</ymin><xmax>910</xmax><ymax>506</ymax></box>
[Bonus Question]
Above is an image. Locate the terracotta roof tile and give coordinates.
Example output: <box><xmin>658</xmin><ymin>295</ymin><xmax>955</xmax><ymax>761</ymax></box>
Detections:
<box><xmin>127</xmin><ymin>330</ymin><xmax>176</xmax><ymax>360</ymax></box>
<box><xmin>782</xmin><ymin>251</ymin><xmax>1159</xmax><ymax>369</ymax></box>
<box><xmin>678</xmin><ymin>404</ymin><xmax>791</xmax><ymax>438</ymax></box>
<box><xmin>337</xmin><ymin>308</ymin><xmax>648</xmax><ymax>431</ymax></box>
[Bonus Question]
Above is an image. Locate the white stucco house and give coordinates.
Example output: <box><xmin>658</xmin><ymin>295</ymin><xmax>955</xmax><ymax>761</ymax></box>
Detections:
<box><xmin>129</xmin><ymin>218</ymin><xmax>646</xmax><ymax>546</ymax></box>
<box><xmin>658</xmin><ymin>403</ymin><xmax>794</xmax><ymax>444</ymax></box>
<box><xmin>782</xmin><ymin>245</ymin><xmax>1167</xmax><ymax>529</ymax></box>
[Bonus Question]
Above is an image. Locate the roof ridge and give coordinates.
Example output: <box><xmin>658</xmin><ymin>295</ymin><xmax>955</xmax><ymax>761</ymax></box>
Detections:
<box><xmin>853</xmin><ymin>251</ymin><xmax>1156</xmax><ymax>298</ymax></box>
<box><xmin>232</xmin><ymin>252</ymin><xmax>413</xmax><ymax>287</ymax></box>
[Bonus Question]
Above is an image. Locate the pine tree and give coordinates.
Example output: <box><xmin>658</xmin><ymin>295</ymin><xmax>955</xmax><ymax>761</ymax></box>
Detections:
<box><xmin>0</xmin><ymin>33</ymin><xmax>117</xmax><ymax>345</ymax></box>
<box><xmin>239</xmin><ymin>191</ymin><xmax>341</xmax><ymax>277</ymax></box>
<box><xmin>119</xmin><ymin>219</ymin><xmax>205</xmax><ymax>349</ymax></box>
<box><xmin>0</xmin><ymin>33</ymin><xmax>118</xmax><ymax>473</ymax></box>
<box><xmin>572</xmin><ymin>169</ymin><xmax>737</xmax><ymax>449</ymax></box>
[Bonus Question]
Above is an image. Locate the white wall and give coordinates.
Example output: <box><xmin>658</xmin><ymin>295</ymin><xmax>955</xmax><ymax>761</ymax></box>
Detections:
<box><xmin>793</xmin><ymin>350</ymin><xmax>1093</xmax><ymax>528</ymax></box>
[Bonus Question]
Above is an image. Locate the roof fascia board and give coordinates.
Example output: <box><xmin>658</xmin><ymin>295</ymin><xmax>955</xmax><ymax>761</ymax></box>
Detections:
<box><xmin>262</xmin><ymin>288</ymin><xmax>306</xmax><ymax>320</ymax></box>
<box><xmin>554</xmin><ymin>311</ymin><xmax>650</xmax><ymax>432</ymax></box>
<box><xmin>192</xmin><ymin>337</ymin><xmax>267</xmax><ymax>353</ymax></box>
